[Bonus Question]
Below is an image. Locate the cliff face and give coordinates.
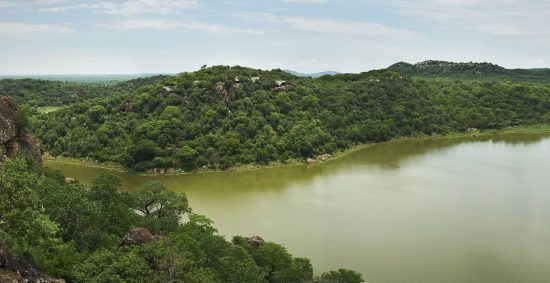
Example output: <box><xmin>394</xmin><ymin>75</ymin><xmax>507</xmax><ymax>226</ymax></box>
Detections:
<box><xmin>0</xmin><ymin>96</ymin><xmax>42</xmax><ymax>164</ymax></box>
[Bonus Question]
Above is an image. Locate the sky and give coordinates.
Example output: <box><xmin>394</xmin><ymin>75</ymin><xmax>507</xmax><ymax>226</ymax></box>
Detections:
<box><xmin>0</xmin><ymin>0</ymin><xmax>549</xmax><ymax>74</ymax></box>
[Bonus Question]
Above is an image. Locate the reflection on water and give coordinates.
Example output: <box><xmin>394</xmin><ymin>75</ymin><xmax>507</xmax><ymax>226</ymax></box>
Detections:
<box><xmin>45</xmin><ymin>133</ymin><xmax>550</xmax><ymax>283</ymax></box>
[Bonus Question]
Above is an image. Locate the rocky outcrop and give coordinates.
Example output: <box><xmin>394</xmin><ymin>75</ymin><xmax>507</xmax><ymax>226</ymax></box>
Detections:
<box><xmin>0</xmin><ymin>247</ymin><xmax>65</xmax><ymax>283</ymax></box>
<box><xmin>306</xmin><ymin>154</ymin><xmax>332</xmax><ymax>165</ymax></box>
<box><xmin>0</xmin><ymin>96</ymin><xmax>41</xmax><ymax>165</ymax></box>
<box><xmin>246</xmin><ymin>236</ymin><xmax>265</xmax><ymax>248</ymax></box>
<box><xmin>0</xmin><ymin>97</ymin><xmax>18</xmax><ymax>145</ymax></box>
<box><xmin>121</xmin><ymin>227</ymin><xmax>156</xmax><ymax>246</ymax></box>
<box><xmin>215</xmin><ymin>82</ymin><xmax>231</xmax><ymax>105</ymax></box>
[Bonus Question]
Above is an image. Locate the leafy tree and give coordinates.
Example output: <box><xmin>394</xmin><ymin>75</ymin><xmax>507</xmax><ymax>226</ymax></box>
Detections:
<box><xmin>132</xmin><ymin>181</ymin><xmax>189</xmax><ymax>234</ymax></box>
<box><xmin>72</xmin><ymin>248</ymin><xmax>154</xmax><ymax>283</ymax></box>
<box><xmin>314</xmin><ymin>269</ymin><xmax>364</xmax><ymax>283</ymax></box>
<box><xmin>89</xmin><ymin>173</ymin><xmax>138</xmax><ymax>245</ymax></box>
<box><xmin>0</xmin><ymin>157</ymin><xmax>59</xmax><ymax>254</ymax></box>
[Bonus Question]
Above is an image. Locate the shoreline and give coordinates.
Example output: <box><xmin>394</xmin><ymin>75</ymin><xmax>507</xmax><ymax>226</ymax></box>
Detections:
<box><xmin>43</xmin><ymin>124</ymin><xmax>550</xmax><ymax>176</ymax></box>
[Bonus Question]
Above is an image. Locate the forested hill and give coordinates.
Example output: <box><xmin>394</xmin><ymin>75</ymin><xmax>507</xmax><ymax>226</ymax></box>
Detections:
<box><xmin>31</xmin><ymin>65</ymin><xmax>550</xmax><ymax>173</ymax></box>
<box><xmin>0</xmin><ymin>75</ymin><xmax>170</xmax><ymax>107</ymax></box>
<box><xmin>389</xmin><ymin>60</ymin><xmax>550</xmax><ymax>82</ymax></box>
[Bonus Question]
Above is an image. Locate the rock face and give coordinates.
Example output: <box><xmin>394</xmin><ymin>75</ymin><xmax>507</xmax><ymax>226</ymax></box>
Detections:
<box><xmin>0</xmin><ymin>97</ymin><xmax>18</xmax><ymax>145</ymax></box>
<box><xmin>0</xmin><ymin>247</ymin><xmax>65</xmax><ymax>283</ymax></box>
<box><xmin>121</xmin><ymin>228</ymin><xmax>156</xmax><ymax>246</ymax></box>
<box><xmin>0</xmin><ymin>96</ymin><xmax>42</xmax><ymax>165</ymax></box>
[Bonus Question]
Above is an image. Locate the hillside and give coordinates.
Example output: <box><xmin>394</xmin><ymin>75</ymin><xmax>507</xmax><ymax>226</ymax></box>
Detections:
<box><xmin>283</xmin><ymin>70</ymin><xmax>340</xmax><ymax>78</ymax></box>
<box><xmin>31</xmin><ymin>65</ymin><xmax>550</xmax><ymax>172</ymax></box>
<box><xmin>389</xmin><ymin>60</ymin><xmax>550</xmax><ymax>82</ymax></box>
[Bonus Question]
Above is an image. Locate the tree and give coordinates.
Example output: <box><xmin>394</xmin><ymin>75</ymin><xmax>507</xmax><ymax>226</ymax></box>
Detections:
<box><xmin>72</xmin><ymin>248</ymin><xmax>154</xmax><ymax>283</ymax></box>
<box><xmin>315</xmin><ymin>269</ymin><xmax>364</xmax><ymax>283</ymax></box>
<box><xmin>131</xmin><ymin>181</ymin><xmax>189</xmax><ymax>234</ymax></box>
<box><xmin>175</xmin><ymin>145</ymin><xmax>198</xmax><ymax>171</ymax></box>
<box><xmin>89</xmin><ymin>173</ymin><xmax>137</xmax><ymax>243</ymax></box>
<box><xmin>0</xmin><ymin>157</ymin><xmax>59</xmax><ymax>254</ymax></box>
<box><xmin>88</xmin><ymin>105</ymin><xmax>106</xmax><ymax>123</ymax></box>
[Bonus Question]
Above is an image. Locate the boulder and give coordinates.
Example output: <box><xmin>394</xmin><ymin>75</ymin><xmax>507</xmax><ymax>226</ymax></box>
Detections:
<box><xmin>121</xmin><ymin>228</ymin><xmax>156</xmax><ymax>246</ymax></box>
<box><xmin>64</xmin><ymin>178</ymin><xmax>76</xmax><ymax>184</ymax></box>
<box><xmin>4</xmin><ymin>140</ymin><xmax>20</xmax><ymax>159</ymax></box>
<box><xmin>306</xmin><ymin>158</ymin><xmax>316</xmax><ymax>164</ymax></box>
<box><xmin>246</xmin><ymin>236</ymin><xmax>265</xmax><ymax>248</ymax></box>
<box><xmin>0</xmin><ymin>96</ymin><xmax>42</xmax><ymax>165</ymax></box>
<box><xmin>16</xmin><ymin>135</ymin><xmax>42</xmax><ymax>164</ymax></box>
<box><xmin>318</xmin><ymin>154</ymin><xmax>331</xmax><ymax>162</ymax></box>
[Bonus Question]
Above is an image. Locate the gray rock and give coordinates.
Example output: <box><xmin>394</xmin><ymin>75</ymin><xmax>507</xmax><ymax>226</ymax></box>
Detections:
<box><xmin>121</xmin><ymin>227</ymin><xmax>156</xmax><ymax>246</ymax></box>
<box><xmin>0</xmin><ymin>97</ymin><xmax>42</xmax><ymax>165</ymax></box>
<box><xmin>246</xmin><ymin>236</ymin><xmax>265</xmax><ymax>248</ymax></box>
<box><xmin>0</xmin><ymin>97</ymin><xmax>18</xmax><ymax>145</ymax></box>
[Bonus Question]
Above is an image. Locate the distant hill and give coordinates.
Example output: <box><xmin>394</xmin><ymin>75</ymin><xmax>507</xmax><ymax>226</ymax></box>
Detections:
<box><xmin>388</xmin><ymin>60</ymin><xmax>550</xmax><ymax>82</ymax></box>
<box><xmin>0</xmin><ymin>73</ymin><xmax>172</xmax><ymax>83</ymax></box>
<box><xmin>283</xmin><ymin>70</ymin><xmax>340</xmax><ymax>78</ymax></box>
<box><xmin>0</xmin><ymin>74</ymin><xmax>171</xmax><ymax>107</ymax></box>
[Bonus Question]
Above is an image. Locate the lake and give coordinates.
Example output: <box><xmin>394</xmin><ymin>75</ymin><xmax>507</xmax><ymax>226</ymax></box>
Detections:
<box><xmin>45</xmin><ymin>133</ymin><xmax>550</xmax><ymax>283</ymax></box>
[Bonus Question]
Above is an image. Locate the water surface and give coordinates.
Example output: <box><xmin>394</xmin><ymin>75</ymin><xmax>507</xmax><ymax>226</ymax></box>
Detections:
<box><xmin>46</xmin><ymin>133</ymin><xmax>550</xmax><ymax>283</ymax></box>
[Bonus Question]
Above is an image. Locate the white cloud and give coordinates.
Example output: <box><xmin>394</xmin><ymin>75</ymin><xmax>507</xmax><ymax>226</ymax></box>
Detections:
<box><xmin>395</xmin><ymin>0</ymin><xmax>550</xmax><ymax>39</ymax></box>
<box><xmin>97</xmin><ymin>19</ymin><xmax>262</xmax><ymax>34</ymax></box>
<box><xmin>38</xmin><ymin>0</ymin><xmax>198</xmax><ymax>15</ymax></box>
<box><xmin>0</xmin><ymin>0</ymin><xmax>16</xmax><ymax>8</ymax></box>
<box><xmin>282</xmin><ymin>0</ymin><xmax>329</xmax><ymax>3</ymax></box>
<box><xmin>240</xmin><ymin>12</ymin><xmax>417</xmax><ymax>39</ymax></box>
<box><xmin>97</xmin><ymin>0</ymin><xmax>197</xmax><ymax>15</ymax></box>
<box><xmin>0</xmin><ymin>0</ymin><xmax>69</xmax><ymax>7</ymax></box>
<box><xmin>0</xmin><ymin>22</ymin><xmax>75</xmax><ymax>38</ymax></box>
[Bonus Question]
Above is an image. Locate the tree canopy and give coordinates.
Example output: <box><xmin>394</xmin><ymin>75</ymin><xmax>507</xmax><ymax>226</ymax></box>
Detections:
<box><xmin>26</xmin><ymin>65</ymin><xmax>550</xmax><ymax>172</ymax></box>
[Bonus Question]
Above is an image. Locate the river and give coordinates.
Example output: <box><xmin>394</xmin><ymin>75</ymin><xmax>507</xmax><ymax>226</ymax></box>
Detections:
<box><xmin>45</xmin><ymin>133</ymin><xmax>550</xmax><ymax>283</ymax></box>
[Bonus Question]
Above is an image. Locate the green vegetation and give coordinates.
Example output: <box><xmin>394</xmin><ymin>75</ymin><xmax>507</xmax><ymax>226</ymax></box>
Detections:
<box><xmin>0</xmin><ymin>75</ymin><xmax>169</xmax><ymax>107</ymax></box>
<box><xmin>388</xmin><ymin>60</ymin><xmax>550</xmax><ymax>82</ymax></box>
<box><xmin>0</xmin><ymin>155</ymin><xmax>363</xmax><ymax>282</ymax></box>
<box><xmin>29</xmin><ymin>65</ymin><xmax>550</xmax><ymax>172</ymax></box>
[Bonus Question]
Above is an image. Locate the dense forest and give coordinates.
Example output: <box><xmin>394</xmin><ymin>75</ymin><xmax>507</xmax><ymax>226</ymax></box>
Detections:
<box><xmin>0</xmin><ymin>75</ymin><xmax>169</xmax><ymax>107</ymax></box>
<box><xmin>25</xmin><ymin>64</ymin><xmax>550</xmax><ymax>172</ymax></box>
<box><xmin>389</xmin><ymin>60</ymin><xmax>550</xmax><ymax>82</ymax></box>
<box><xmin>0</xmin><ymin>155</ymin><xmax>363</xmax><ymax>282</ymax></box>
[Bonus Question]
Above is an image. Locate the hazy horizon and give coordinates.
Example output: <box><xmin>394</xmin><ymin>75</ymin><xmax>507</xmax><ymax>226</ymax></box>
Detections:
<box><xmin>2</xmin><ymin>60</ymin><xmax>549</xmax><ymax>77</ymax></box>
<box><xmin>1</xmin><ymin>0</ymin><xmax>549</xmax><ymax>74</ymax></box>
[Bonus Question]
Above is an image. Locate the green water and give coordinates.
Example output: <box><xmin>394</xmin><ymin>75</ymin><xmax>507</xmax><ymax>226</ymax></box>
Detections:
<box><xmin>45</xmin><ymin>133</ymin><xmax>550</xmax><ymax>283</ymax></box>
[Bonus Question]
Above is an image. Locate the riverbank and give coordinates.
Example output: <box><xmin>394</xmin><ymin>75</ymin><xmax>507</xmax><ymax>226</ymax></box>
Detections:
<box><xmin>43</xmin><ymin>124</ymin><xmax>550</xmax><ymax>176</ymax></box>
